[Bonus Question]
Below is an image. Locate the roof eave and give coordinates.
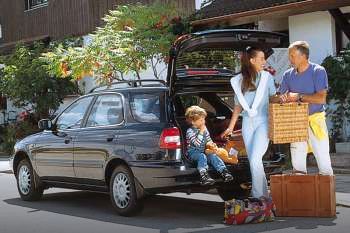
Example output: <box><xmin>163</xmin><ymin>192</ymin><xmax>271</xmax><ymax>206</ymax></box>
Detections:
<box><xmin>191</xmin><ymin>0</ymin><xmax>350</xmax><ymax>26</ymax></box>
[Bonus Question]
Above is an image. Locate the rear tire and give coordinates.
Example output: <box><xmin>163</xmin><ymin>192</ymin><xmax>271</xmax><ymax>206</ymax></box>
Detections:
<box><xmin>16</xmin><ymin>159</ymin><xmax>43</xmax><ymax>201</ymax></box>
<box><xmin>109</xmin><ymin>165</ymin><xmax>144</xmax><ymax>216</ymax></box>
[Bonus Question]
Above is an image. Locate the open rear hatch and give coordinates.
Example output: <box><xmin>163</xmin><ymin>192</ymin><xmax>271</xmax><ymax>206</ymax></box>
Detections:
<box><xmin>167</xmin><ymin>29</ymin><xmax>287</xmax><ymax>94</ymax></box>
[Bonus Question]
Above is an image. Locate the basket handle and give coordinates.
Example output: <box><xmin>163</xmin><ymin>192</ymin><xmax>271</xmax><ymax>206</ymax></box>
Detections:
<box><xmin>278</xmin><ymin>91</ymin><xmax>288</xmax><ymax>106</ymax></box>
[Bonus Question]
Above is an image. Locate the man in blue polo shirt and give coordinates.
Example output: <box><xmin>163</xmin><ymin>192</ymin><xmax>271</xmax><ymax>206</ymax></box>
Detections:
<box><xmin>272</xmin><ymin>41</ymin><xmax>333</xmax><ymax>175</ymax></box>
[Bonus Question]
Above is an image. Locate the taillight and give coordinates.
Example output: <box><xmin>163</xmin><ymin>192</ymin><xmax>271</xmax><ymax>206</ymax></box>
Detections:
<box><xmin>159</xmin><ymin>127</ymin><xmax>181</xmax><ymax>149</ymax></box>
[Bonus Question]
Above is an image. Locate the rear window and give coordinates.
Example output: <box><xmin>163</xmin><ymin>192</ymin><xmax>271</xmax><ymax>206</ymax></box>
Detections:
<box><xmin>130</xmin><ymin>93</ymin><xmax>164</xmax><ymax>123</ymax></box>
<box><xmin>178</xmin><ymin>95</ymin><xmax>216</xmax><ymax>116</ymax></box>
<box><xmin>176</xmin><ymin>49</ymin><xmax>241</xmax><ymax>73</ymax></box>
<box><xmin>218</xmin><ymin>94</ymin><xmax>235</xmax><ymax>108</ymax></box>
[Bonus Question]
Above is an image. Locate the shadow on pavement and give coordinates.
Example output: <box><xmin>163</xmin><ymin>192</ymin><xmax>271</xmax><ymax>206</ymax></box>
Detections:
<box><xmin>4</xmin><ymin>191</ymin><xmax>338</xmax><ymax>233</ymax></box>
<box><xmin>335</xmin><ymin>175</ymin><xmax>350</xmax><ymax>194</ymax></box>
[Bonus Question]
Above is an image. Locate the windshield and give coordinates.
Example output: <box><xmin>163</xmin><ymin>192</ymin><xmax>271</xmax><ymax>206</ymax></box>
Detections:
<box><xmin>176</xmin><ymin>49</ymin><xmax>241</xmax><ymax>74</ymax></box>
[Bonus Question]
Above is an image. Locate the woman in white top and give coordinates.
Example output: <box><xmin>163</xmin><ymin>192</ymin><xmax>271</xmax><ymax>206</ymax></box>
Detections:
<box><xmin>221</xmin><ymin>47</ymin><xmax>276</xmax><ymax>198</ymax></box>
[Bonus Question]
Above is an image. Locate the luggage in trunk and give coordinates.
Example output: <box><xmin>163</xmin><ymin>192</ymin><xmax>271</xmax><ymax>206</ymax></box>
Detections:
<box><xmin>225</xmin><ymin>130</ymin><xmax>246</xmax><ymax>157</ymax></box>
<box><xmin>270</xmin><ymin>174</ymin><xmax>336</xmax><ymax>217</ymax></box>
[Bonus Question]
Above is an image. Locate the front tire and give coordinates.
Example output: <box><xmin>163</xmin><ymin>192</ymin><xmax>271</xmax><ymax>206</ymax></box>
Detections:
<box><xmin>16</xmin><ymin>159</ymin><xmax>43</xmax><ymax>201</ymax></box>
<box><xmin>109</xmin><ymin>165</ymin><xmax>143</xmax><ymax>216</ymax></box>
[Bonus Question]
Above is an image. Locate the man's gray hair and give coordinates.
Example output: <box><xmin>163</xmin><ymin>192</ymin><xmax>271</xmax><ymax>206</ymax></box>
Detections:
<box><xmin>289</xmin><ymin>41</ymin><xmax>310</xmax><ymax>59</ymax></box>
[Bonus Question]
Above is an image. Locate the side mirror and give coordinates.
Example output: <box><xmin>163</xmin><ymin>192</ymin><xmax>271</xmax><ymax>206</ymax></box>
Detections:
<box><xmin>38</xmin><ymin>119</ymin><xmax>52</xmax><ymax>130</ymax></box>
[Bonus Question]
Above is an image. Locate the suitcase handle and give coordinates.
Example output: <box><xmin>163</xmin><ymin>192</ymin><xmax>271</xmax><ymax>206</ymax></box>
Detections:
<box><xmin>282</xmin><ymin>170</ymin><xmax>307</xmax><ymax>175</ymax></box>
<box><xmin>292</xmin><ymin>169</ymin><xmax>307</xmax><ymax>175</ymax></box>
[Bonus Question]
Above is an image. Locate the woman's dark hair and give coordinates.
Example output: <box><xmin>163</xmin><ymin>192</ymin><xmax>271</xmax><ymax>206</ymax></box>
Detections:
<box><xmin>240</xmin><ymin>46</ymin><xmax>264</xmax><ymax>93</ymax></box>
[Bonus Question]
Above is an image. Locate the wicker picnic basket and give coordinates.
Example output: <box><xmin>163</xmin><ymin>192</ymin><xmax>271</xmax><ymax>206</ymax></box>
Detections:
<box><xmin>269</xmin><ymin>103</ymin><xmax>309</xmax><ymax>144</ymax></box>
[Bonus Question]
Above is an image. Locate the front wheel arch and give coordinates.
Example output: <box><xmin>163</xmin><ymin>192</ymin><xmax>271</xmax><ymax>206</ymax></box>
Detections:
<box><xmin>13</xmin><ymin>151</ymin><xmax>30</xmax><ymax>177</ymax></box>
<box><xmin>16</xmin><ymin>159</ymin><xmax>44</xmax><ymax>201</ymax></box>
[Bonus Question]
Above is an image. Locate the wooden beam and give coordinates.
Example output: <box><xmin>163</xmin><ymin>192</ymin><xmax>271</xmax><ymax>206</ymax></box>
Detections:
<box><xmin>0</xmin><ymin>35</ymin><xmax>50</xmax><ymax>49</ymax></box>
<box><xmin>0</xmin><ymin>35</ymin><xmax>50</xmax><ymax>55</ymax></box>
<box><xmin>335</xmin><ymin>23</ymin><xmax>342</xmax><ymax>54</ymax></box>
<box><xmin>192</xmin><ymin>0</ymin><xmax>350</xmax><ymax>26</ymax></box>
<box><xmin>329</xmin><ymin>8</ymin><xmax>350</xmax><ymax>40</ymax></box>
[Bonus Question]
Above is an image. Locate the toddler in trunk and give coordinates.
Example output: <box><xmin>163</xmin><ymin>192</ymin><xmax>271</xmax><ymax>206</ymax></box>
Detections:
<box><xmin>185</xmin><ymin>105</ymin><xmax>234</xmax><ymax>185</ymax></box>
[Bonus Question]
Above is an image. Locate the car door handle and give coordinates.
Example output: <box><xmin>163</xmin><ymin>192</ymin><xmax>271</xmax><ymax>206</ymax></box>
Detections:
<box><xmin>56</xmin><ymin>131</ymin><xmax>67</xmax><ymax>137</ymax></box>
<box><xmin>64</xmin><ymin>136</ymin><xmax>72</xmax><ymax>144</ymax></box>
<box><xmin>106</xmin><ymin>135</ymin><xmax>118</xmax><ymax>142</ymax></box>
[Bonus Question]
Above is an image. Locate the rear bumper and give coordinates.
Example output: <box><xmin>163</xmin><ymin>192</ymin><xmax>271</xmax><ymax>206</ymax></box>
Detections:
<box><xmin>130</xmin><ymin>162</ymin><xmax>251</xmax><ymax>190</ymax></box>
<box><xmin>129</xmin><ymin>153</ymin><xmax>285</xmax><ymax>191</ymax></box>
<box><xmin>129</xmin><ymin>160</ymin><xmax>198</xmax><ymax>189</ymax></box>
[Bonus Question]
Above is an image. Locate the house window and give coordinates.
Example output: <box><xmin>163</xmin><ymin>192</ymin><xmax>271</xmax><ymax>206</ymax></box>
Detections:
<box><xmin>25</xmin><ymin>0</ymin><xmax>48</xmax><ymax>10</ymax></box>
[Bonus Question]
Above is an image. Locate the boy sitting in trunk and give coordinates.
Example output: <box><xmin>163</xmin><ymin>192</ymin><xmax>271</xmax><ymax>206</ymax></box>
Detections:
<box><xmin>185</xmin><ymin>106</ymin><xmax>234</xmax><ymax>185</ymax></box>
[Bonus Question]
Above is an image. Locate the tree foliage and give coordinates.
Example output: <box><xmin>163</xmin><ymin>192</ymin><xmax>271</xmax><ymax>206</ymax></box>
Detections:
<box><xmin>42</xmin><ymin>2</ymin><xmax>189</xmax><ymax>84</ymax></box>
<box><xmin>0</xmin><ymin>42</ymin><xmax>79</xmax><ymax>120</ymax></box>
<box><xmin>322</xmin><ymin>46</ymin><xmax>350</xmax><ymax>141</ymax></box>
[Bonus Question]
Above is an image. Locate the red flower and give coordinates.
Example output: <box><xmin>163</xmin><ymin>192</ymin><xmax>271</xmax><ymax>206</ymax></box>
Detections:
<box><xmin>60</xmin><ymin>62</ymin><xmax>69</xmax><ymax>77</ymax></box>
<box><xmin>170</xmin><ymin>16</ymin><xmax>181</xmax><ymax>24</ymax></box>
<box><xmin>18</xmin><ymin>111</ymin><xmax>29</xmax><ymax>121</ymax></box>
<box><xmin>154</xmin><ymin>22</ymin><xmax>163</xmax><ymax>29</ymax></box>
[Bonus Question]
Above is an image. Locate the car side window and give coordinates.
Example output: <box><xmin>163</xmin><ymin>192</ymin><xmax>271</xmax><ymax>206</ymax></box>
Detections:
<box><xmin>130</xmin><ymin>94</ymin><xmax>161</xmax><ymax>123</ymax></box>
<box><xmin>86</xmin><ymin>94</ymin><xmax>124</xmax><ymax>127</ymax></box>
<box><xmin>56</xmin><ymin>96</ymin><xmax>94</xmax><ymax>130</ymax></box>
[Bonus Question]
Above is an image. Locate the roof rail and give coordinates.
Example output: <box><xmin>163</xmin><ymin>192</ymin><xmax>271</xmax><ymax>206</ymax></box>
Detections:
<box><xmin>89</xmin><ymin>79</ymin><xmax>166</xmax><ymax>93</ymax></box>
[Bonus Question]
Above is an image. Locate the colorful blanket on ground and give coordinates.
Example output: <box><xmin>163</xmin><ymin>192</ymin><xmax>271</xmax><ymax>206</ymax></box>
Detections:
<box><xmin>224</xmin><ymin>197</ymin><xmax>276</xmax><ymax>225</ymax></box>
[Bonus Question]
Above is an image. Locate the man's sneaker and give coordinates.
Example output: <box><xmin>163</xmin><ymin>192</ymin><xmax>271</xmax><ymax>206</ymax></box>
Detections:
<box><xmin>199</xmin><ymin>170</ymin><xmax>215</xmax><ymax>186</ymax></box>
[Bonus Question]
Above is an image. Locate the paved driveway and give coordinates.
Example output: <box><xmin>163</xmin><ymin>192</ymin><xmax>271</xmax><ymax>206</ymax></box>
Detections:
<box><xmin>1</xmin><ymin>172</ymin><xmax>350</xmax><ymax>233</ymax></box>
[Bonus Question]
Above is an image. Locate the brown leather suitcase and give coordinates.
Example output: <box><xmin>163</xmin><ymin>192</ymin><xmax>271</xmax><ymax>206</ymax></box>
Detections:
<box><xmin>270</xmin><ymin>174</ymin><xmax>336</xmax><ymax>217</ymax></box>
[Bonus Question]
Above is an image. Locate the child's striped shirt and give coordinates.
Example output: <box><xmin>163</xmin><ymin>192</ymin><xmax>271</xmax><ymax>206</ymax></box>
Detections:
<box><xmin>186</xmin><ymin>127</ymin><xmax>212</xmax><ymax>152</ymax></box>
